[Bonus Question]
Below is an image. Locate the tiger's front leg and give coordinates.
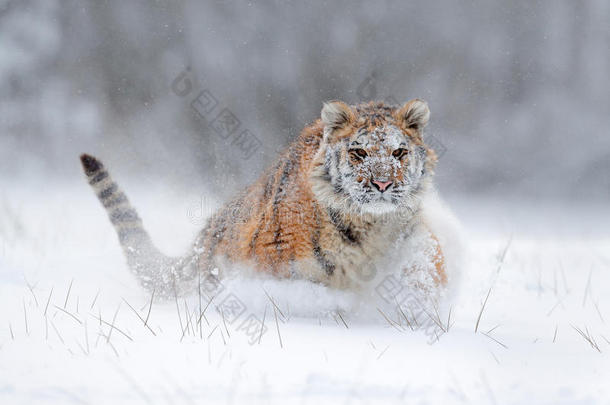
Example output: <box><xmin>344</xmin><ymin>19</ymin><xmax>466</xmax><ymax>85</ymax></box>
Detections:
<box><xmin>426</xmin><ymin>232</ymin><xmax>446</xmax><ymax>286</ymax></box>
<box><xmin>397</xmin><ymin>225</ymin><xmax>447</xmax><ymax>297</ymax></box>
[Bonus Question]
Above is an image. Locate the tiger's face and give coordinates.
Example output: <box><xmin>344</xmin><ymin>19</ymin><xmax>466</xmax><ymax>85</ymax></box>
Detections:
<box><xmin>312</xmin><ymin>100</ymin><xmax>436</xmax><ymax>216</ymax></box>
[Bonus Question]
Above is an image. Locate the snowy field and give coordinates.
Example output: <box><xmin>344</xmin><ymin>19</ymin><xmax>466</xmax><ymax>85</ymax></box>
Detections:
<box><xmin>0</xmin><ymin>178</ymin><xmax>609</xmax><ymax>404</ymax></box>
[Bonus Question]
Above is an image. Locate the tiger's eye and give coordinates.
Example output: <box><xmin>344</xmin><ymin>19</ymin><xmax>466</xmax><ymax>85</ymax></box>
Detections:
<box><xmin>349</xmin><ymin>148</ymin><xmax>368</xmax><ymax>160</ymax></box>
<box><xmin>392</xmin><ymin>148</ymin><xmax>408</xmax><ymax>159</ymax></box>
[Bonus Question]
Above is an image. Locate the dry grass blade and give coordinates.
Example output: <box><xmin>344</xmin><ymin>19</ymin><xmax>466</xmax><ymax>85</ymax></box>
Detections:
<box><xmin>258</xmin><ymin>305</ymin><xmax>267</xmax><ymax>345</ymax></box>
<box><xmin>121</xmin><ymin>298</ymin><xmax>156</xmax><ymax>336</ymax></box>
<box><xmin>475</xmin><ymin>287</ymin><xmax>493</xmax><ymax>333</ymax></box>
<box><xmin>53</xmin><ymin>305</ymin><xmax>82</xmax><ymax>325</ymax></box>
<box><xmin>84</xmin><ymin>320</ymin><xmax>90</xmax><ymax>354</ymax></box>
<box><xmin>90</xmin><ymin>289</ymin><xmax>100</xmax><ymax>310</ymax></box>
<box><xmin>221</xmin><ymin>308</ymin><xmax>230</xmax><ymax>339</ymax></box>
<box><xmin>432</xmin><ymin>303</ymin><xmax>447</xmax><ymax>333</ymax></box>
<box><xmin>546</xmin><ymin>297</ymin><xmax>565</xmax><ymax>317</ymax></box>
<box><xmin>395</xmin><ymin>301</ymin><xmax>414</xmax><ymax>331</ymax></box>
<box><xmin>482</xmin><ymin>332</ymin><xmax>508</xmax><ymax>349</ymax></box>
<box><xmin>106</xmin><ymin>304</ymin><xmax>123</xmax><ymax>343</ymax></box>
<box><xmin>207</xmin><ymin>324</ymin><xmax>219</xmax><ymax>339</ymax></box>
<box><xmin>593</xmin><ymin>300</ymin><xmax>605</xmax><ymax>323</ymax></box>
<box><xmin>91</xmin><ymin>311</ymin><xmax>133</xmax><ymax>342</ymax></box>
<box><xmin>173</xmin><ymin>281</ymin><xmax>184</xmax><ymax>335</ymax></box>
<box><xmin>414</xmin><ymin>297</ymin><xmax>446</xmax><ymax>333</ymax></box>
<box><xmin>571</xmin><ymin>324</ymin><xmax>601</xmax><ymax>352</ymax></box>
<box><xmin>273</xmin><ymin>305</ymin><xmax>283</xmax><ymax>348</ymax></box>
<box><xmin>336</xmin><ymin>311</ymin><xmax>349</xmax><ymax>329</ymax></box>
<box><xmin>425</xmin><ymin>307</ymin><xmax>447</xmax><ymax>333</ymax></box>
<box><xmin>63</xmin><ymin>278</ymin><xmax>74</xmax><ymax>309</ymax></box>
<box><xmin>409</xmin><ymin>307</ymin><xmax>420</xmax><ymax>327</ymax></box>
<box><xmin>377</xmin><ymin>345</ymin><xmax>390</xmax><ymax>360</ymax></box>
<box><xmin>198</xmin><ymin>274</ymin><xmax>202</xmax><ymax>337</ymax></box>
<box><xmin>197</xmin><ymin>294</ymin><xmax>215</xmax><ymax>327</ymax></box>
<box><xmin>144</xmin><ymin>289</ymin><xmax>154</xmax><ymax>326</ymax></box>
<box><xmin>179</xmin><ymin>303</ymin><xmax>197</xmax><ymax>342</ymax></box>
<box><xmin>184</xmin><ymin>300</ymin><xmax>194</xmax><ymax>336</ymax></box>
<box><xmin>264</xmin><ymin>290</ymin><xmax>285</xmax><ymax>320</ymax></box>
<box><xmin>44</xmin><ymin>287</ymin><xmax>53</xmax><ymax>317</ymax></box>
<box><xmin>76</xmin><ymin>340</ymin><xmax>88</xmax><ymax>356</ymax></box>
<box><xmin>50</xmin><ymin>320</ymin><xmax>64</xmax><ymax>344</ymax></box>
<box><xmin>377</xmin><ymin>307</ymin><xmax>402</xmax><ymax>332</ymax></box>
<box><xmin>496</xmin><ymin>236</ymin><xmax>512</xmax><ymax>273</ymax></box>
<box><xmin>24</xmin><ymin>279</ymin><xmax>39</xmax><ymax>307</ymax></box>
<box><xmin>107</xmin><ymin>340</ymin><xmax>119</xmax><ymax>358</ymax></box>
<box><xmin>23</xmin><ymin>299</ymin><xmax>29</xmax><ymax>335</ymax></box>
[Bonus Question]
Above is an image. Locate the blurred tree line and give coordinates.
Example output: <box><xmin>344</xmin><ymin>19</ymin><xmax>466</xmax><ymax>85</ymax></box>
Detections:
<box><xmin>1</xmin><ymin>0</ymin><xmax>608</xmax><ymax>200</ymax></box>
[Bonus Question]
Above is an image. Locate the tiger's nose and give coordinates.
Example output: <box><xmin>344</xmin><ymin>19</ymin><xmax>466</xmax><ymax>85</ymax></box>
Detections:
<box><xmin>371</xmin><ymin>179</ymin><xmax>393</xmax><ymax>192</ymax></box>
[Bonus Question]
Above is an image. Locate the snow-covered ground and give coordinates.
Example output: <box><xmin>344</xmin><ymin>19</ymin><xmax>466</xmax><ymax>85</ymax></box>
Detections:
<box><xmin>0</xmin><ymin>178</ymin><xmax>608</xmax><ymax>404</ymax></box>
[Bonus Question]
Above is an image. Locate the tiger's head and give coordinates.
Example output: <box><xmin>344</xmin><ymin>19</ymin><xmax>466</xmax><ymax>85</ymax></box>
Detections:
<box><xmin>311</xmin><ymin>100</ymin><xmax>437</xmax><ymax>217</ymax></box>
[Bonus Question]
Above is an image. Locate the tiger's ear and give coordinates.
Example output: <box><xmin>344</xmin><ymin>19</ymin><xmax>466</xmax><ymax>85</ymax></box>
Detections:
<box><xmin>321</xmin><ymin>101</ymin><xmax>354</xmax><ymax>136</ymax></box>
<box><xmin>397</xmin><ymin>99</ymin><xmax>430</xmax><ymax>132</ymax></box>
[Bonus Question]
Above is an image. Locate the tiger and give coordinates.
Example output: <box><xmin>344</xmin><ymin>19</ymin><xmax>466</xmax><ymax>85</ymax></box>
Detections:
<box><xmin>80</xmin><ymin>99</ymin><xmax>448</xmax><ymax>298</ymax></box>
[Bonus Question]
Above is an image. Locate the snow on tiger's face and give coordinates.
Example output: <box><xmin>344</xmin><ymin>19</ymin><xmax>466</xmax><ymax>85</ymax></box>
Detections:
<box><xmin>315</xmin><ymin>100</ymin><xmax>434</xmax><ymax>216</ymax></box>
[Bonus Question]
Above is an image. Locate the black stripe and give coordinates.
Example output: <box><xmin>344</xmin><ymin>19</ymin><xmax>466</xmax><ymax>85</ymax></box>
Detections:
<box><xmin>249</xmin><ymin>211</ymin><xmax>264</xmax><ymax>254</ymax></box>
<box><xmin>313</xmin><ymin>243</ymin><xmax>335</xmax><ymax>276</ymax></box>
<box><xmin>118</xmin><ymin>227</ymin><xmax>145</xmax><ymax>243</ymax></box>
<box><xmin>333</xmin><ymin>179</ymin><xmax>344</xmax><ymax>194</ymax></box>
<box><xmin>333</xmin><ymin>148</ymin><xmax>341</xmax><ymax>173</ymax></box>
<box><xmin>249</xmin><ymin>160</ymin><xmax>281</xmax><ymax>255</ymax></box>
<box><xmin>80</xmin><ymin>154</ymin><xmax>103</xmax><ymax>175</ymax></box>
<box><xmin>327</xmin><ymin>207</ymin><xmax>360</xmax><ymax>245</ymax></box>
<box><xmin>311</xmin><ymin>203</ymin><xmax>335</xmax><ymax>277</ymax></box>
<box><xmin>271</xmin><ymin>153</ymin><xmax>297</xmax><ymax>262</ymax></box>
<box><xmin>109</xmin><ymin>208</ymin><xmax>140</xmax><ymax>225</ymax></box>
<box><xmin>98</xmin><ymin>184</ymin><xmax>118</xmax><ymax>200</ymax></box>
<box><xmin>332</xmin><ymin>148</ymin><xmax>344</xmax><ymax>191</ymax></box>
<box><xmin>264</xmin><ymin>160</ymin><xmax>283</xmax><ymax>200</ymax></box>
<box><xmin>322</xmin><ymin>160</ymin><xmax>332</xmax><ymax>183</ymax></box>
<box><xmin>89</xmin><ymin>170</ymin><xmax>109</xmax><ymax>185</ymax></box>
<box><xmin>102</xmin><ymin>193</ymin><xmax>127</xmax><ymax>209</ymax></box>
<box><xmin>324</xmin><ymin>150</ymin><xmax>345</xmax><ymax>194</ymax></box>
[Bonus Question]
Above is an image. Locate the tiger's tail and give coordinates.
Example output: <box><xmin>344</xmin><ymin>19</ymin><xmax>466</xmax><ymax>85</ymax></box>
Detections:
<box><xmin>79</xmin><ymin>154</ymin><xmax>199</xmax><ymax>298</ymax></box>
